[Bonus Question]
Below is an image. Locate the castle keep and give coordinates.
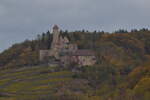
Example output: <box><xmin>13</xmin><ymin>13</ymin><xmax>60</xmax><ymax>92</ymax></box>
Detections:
<box><xmin>40</xmin><ymin>25</ymin><xmax>96</xmax><ymax>66</ymax></box>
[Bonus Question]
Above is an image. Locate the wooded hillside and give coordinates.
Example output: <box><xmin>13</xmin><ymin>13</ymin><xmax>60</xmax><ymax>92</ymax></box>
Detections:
<box><xmin>0</xmin><ymin>29</ymin><xmax>150</xmax><ymax>100</ymax></box>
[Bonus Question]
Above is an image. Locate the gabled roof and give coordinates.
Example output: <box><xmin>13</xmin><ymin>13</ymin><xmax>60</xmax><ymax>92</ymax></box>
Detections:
<box><xmin>70</xmin><ymin>50</ymin><xmax>95</xmax><ymax>56</ymax></box>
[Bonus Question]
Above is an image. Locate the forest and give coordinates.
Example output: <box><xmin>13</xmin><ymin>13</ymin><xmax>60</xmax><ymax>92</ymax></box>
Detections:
<box><xmin>0</xmin><ymin>28</ymin><xmax>150</xmax><ymax>100</ymax></box>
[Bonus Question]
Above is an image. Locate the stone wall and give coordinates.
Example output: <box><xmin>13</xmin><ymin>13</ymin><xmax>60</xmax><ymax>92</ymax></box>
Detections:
<box><xmin>39</xmin><ymin>50</ymin><xmax>51</xmax><ymax>61</ymax></box>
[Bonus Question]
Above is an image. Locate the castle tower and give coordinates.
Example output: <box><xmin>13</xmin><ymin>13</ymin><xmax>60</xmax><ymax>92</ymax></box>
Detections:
<box><xmin>51</xmin><ymin>25</ymin><xmax>60</xmax><ymax>49</ymax></box>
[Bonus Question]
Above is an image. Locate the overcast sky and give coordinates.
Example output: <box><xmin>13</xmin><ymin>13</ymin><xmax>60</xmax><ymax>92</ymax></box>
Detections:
<box><xmin>0</xmin><ymin>0</ymin><xmax>150</xmax><ymax>52</ymax></box>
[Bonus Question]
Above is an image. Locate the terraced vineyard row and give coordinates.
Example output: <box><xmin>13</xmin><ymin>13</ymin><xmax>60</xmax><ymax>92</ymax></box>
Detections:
<box><xmin>0</xmin><ymin>66</ymin><xmax>73</xmax><ymax>100</ymax></box>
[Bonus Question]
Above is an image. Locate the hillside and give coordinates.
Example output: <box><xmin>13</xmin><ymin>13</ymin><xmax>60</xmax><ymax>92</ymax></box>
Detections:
<box><xmin>0</xmin><ymin>29</ymin><xmax>150</xmax><ymax>100</ymax></box>
<box><xmin>0</xmin><ymin>66</ymin><xmax>74</xmax><ymax>100</ymax></box>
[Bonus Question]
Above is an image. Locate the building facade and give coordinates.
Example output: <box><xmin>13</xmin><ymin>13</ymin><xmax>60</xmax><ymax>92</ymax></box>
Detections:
<box><xmin>39</xmin><ymin>25</ymin><xmax>96</xmax><ymax>66</ymax></box>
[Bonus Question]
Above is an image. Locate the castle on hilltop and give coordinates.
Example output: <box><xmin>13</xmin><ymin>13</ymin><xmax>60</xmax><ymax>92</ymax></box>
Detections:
<box><xmin>39</xmin><ymin>25</ymin><xmax>96</xmax><ymax>66</ymax></box>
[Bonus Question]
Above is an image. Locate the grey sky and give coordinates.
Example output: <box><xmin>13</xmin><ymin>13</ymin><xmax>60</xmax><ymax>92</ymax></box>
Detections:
<box><xmin>0</xmin><ymin>0</ymin><xmax>150</xmax><ymax>52</ymax></box>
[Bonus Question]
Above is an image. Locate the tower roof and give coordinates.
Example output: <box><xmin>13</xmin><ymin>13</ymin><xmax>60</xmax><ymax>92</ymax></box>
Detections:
<box><xmin>53</xmin><ymin>25</ymin><xmax>59</xmax><ymax>30</ymax></box>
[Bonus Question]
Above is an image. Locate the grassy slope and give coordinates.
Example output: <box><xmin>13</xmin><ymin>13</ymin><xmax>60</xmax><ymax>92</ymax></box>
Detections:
<box><xmin>0</xmin><ymin>66</ymin><xmax>73</xmax><ymax>100</ymax></box>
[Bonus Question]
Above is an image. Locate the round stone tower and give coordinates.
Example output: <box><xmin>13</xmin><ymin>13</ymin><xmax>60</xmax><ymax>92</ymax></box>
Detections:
<box><xmin>51</xmin><ymin>25</ymin><xmax>60</xmax><ymax>49</ymax></box>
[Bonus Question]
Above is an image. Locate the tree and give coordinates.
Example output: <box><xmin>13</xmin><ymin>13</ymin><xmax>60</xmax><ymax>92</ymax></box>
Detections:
<box><xmin>115</xmin><ymin>29</ymin><xmax>128</xmax><ymax>33</ymax></box>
